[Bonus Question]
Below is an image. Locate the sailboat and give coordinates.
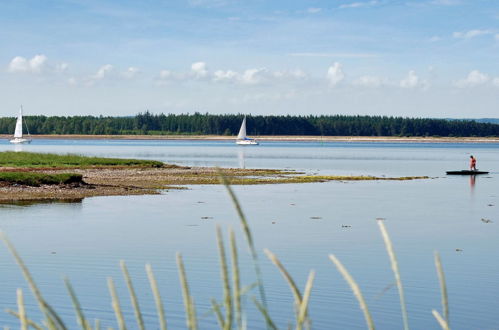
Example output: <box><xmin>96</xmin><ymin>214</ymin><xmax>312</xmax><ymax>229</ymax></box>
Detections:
<box><xmin>10</xmin><ymin>106</ymin><xmax>32</xmax><ymax>144</ymax></box>
<box><xmin>236</xmin><ymin>116</ymin><xmax>258</xmax><ymax>145</ymax></box>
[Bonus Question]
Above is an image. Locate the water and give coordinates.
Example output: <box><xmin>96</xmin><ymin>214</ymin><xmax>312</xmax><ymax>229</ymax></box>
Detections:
<box><xmin>0</xmin><ymin>139</ymin><xmax>498</xmax><ymax>329</ymax></box>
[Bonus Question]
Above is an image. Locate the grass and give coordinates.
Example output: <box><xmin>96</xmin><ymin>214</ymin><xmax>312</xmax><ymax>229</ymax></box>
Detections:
<box><xmin>0</xmin><ymin>176</ymin><xmax>450</xmax><ymax>329</ymax></box>
<box><xmin>0</xmin><ymin>172</ymin><xmax>83</xmax><ymax>186</ymax></box>
<box><xmin>0</xmin><ymin>151</ymin><xmax>164</xmax><ymax>168</ymax></box>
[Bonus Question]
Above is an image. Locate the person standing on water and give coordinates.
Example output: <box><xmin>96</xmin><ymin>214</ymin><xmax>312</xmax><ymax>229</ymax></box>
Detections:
<box><xmin>470</xmin><ymin>155</ymin><xmax>477</xmax><ymax>171</ymax></box>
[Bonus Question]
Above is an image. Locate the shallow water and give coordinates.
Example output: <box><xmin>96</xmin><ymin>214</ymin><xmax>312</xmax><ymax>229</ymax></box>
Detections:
<box><xmin>0</xmin><ymin>139</ymin><xmax>498</xmax><ymax>329</ymax></box>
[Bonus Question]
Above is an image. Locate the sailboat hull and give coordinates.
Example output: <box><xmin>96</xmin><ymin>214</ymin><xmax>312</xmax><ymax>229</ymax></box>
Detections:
<box><xmin>236</xmin><ymin>139</ymin><xmax>258</xmax><ymax>145</ymax></box>
<box><xmin>10</xmin><ymin>138</ymin><xmax>32</xmax><ymax>144</ymax></box>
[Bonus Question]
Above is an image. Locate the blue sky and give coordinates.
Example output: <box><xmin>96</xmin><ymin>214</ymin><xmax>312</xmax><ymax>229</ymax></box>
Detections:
<box><xmin>1</xmin><ymin>0</ymin><xmax>498</xmax><ymax>117</ymax></box>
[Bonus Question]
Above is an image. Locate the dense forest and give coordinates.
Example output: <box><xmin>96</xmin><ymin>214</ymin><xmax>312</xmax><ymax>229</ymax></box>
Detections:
<box><xmin>1</xmin><ymin>112</ymin><xmax>499</xmax><ymax>137</ymax></box>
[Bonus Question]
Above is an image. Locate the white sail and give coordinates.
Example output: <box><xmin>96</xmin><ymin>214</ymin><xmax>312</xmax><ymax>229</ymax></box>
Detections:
<box><xmin>14</xmin><ymin>108</ymin><xmax>23</xmax><ymax>138</ymax></box>
<box><xmin>10</xmin><ymin>106</ymin><xmax>32</xmax><ymax>144</ymax></box>
<box><xmin>237</xmin><ymin>116</ymin><xmax>247</xmax><ymax>140</ymax></box>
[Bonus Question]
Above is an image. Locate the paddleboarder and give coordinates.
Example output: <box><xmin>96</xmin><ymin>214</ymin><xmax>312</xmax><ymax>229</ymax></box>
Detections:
<box><xmin>470</xmin><ymin>155</ymin><xmax>477</xmax><ymax>171</ymax></box>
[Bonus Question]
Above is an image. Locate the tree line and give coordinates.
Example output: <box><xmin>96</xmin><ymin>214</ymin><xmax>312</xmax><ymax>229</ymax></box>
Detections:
<box><xmin>1</xmin><ymin>112</ymin><xmax>498</xmax><ymax>137</ymax></box>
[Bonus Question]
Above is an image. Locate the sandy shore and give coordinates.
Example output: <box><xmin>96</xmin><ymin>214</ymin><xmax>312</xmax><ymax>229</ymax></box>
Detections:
<box><xmin>1</xmin><ymin>134</ymin><xmax>499</xmax><ymax>143</ymax></box>
<box><xmin>0</xmin><ymin>165</ymin><xmax>428</xmax><ymax>203</ymax></box>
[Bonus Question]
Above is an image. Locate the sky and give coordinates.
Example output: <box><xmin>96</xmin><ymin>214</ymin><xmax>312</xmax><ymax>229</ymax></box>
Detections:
<box><xmin>1</xmin><ymin>0</ymin><xmax>498</xmax><ymax>117</ymax></box>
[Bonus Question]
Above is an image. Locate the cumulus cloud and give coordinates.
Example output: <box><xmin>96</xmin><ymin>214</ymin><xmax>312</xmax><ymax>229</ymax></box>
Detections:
<box><xmin>353</xmin><ymin>75</ymin><xmax>384</xmax><ymax>87</ymax></box>
<box><xmin>213</xmin><ymin>70</ymin><xmax>239</xmax><ymax>82</ymax></box>
<box><xmin>93</xmin><ymin>64</ymin><xmax>114</xmax><ymax>80</ymax></box>
<box><xmin>454</xmin><ymin>70</ymin><xmax>489</xmax><ymax>88</ymax></box>
<box><xmin>400</xmin><ymin>70</ymin><xmax>427</xmax><ymax>89</ymax></box>
<box><xmin>453</xmin><ymin>29</ymin><xmax>493</xmax><ymax>39</ymax></box>
<box><xmin>8</xmin><ymin>54</ymin><xmax>48</xmax><ymax>73</ymax></box>
<box><xmin>492</xmin><ymin>77</ymin><xmax>499</xmax><ymax>88</ymax></box>
<box><xmin>327</xmin><ymin>62</ymin><xmax>345</xmax><ymax>86</ymax></box>
<box><xmin>122</xmin><ymin>66</ymin><xmax>140</xmax><ymax>79</ymax></box>
<box><xmin>191</xmin><ymin>61</ymin><xmax>208</xmax><ymax>79</ymax></box>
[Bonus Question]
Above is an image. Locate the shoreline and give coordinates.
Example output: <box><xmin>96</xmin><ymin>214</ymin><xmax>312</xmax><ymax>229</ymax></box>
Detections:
<box><xmin>1</xmin><ymin>134</ymin><xmax>499</xmax><ymax>143</ymax></box>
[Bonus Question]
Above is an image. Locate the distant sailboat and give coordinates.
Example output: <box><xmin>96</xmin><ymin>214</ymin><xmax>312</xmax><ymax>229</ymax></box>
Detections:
<box><xmin>236</xmin><ymin>116</ymin><xmax>258</xmax><ymax>145</ymax></box>
<box><xmin>10</xmin><ymin>106</ymin><xmax>32</xmax><ymax>144</ymax></box>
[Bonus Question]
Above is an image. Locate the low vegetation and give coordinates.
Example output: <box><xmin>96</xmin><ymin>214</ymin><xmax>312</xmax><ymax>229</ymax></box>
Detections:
<box><xmin>0</xmin><ymin>179</ymin><xmax>450</xmax><ymax>330</ymax></box>
<box><xmin>0</xmin><ymin>151</ymin><xmax>164</xmax><ymax>168</ymax></box>
<box><xmin>0</xmin><ymin>172</ymin><xmax>83</xmax><ymax>186</ymax></box>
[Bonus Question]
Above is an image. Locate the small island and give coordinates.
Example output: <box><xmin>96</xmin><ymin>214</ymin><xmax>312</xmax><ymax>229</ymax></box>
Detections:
<box><xmin>0</xmin><ymin>151</ymin><xmax>428</xmax><ymax>203</ymax></box>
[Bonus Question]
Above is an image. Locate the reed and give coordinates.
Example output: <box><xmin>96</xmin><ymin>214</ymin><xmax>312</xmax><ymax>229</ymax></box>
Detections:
<box><xmin>107</xmin><ymin>277</ymin><xmax>126</xmax><ymax>330</ymax></box>
<box><xmin>145</xmin><ymin>264</ymin><xmax>167</xmax><ymax>330</ymax></box>
<box><xmin>177</xmin><ymin>253</ymin><xmax>198</xmax><ymax>330</ymax></box>
<box><xmin>329</xmin><ymin>255</ymin><xmax>375</xmax><ymax>330</ymax></box>
<box><xmin>64</xmin><ymin>278</ymin><xmax>91</xmax><ymax>329</ymax></box>
<box><xmin>377</xmin><ymin>219</ymin><xmax>410</xmax><ymax>330</ymax></box>
<box><xmin>434</xmin><ymin>252</ymin><xmax>449</xmax><ymax>324</ymax></box>
<box><xmin>218</xmin><ymin>170</ymin><xmax>268</xmax><ymax>310</ymax></box>
<box><xmin>120</xmin><ymin>261</ymin><xmax>145</xmax><ymax>330</ymax></box>
<box><xmin>0</xmin><ymin>187</ymin><xmax>454</xmax><ymax>330</ymax></box>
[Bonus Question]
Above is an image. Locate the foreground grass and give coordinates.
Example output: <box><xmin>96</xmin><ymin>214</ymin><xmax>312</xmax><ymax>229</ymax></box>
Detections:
<box><xmin>0</xmin><ymin>151</ymin><xmax>164</xmax><ymax>168</ymax></box>
<box><xmin>0</xmin><ymin>178</ymin><xmax>450</xmax><ymax>330</ymax></box>
<box><xmin>0</xmin><ymin>172</ymin><xmax>83</xmax><ymax>186</ymax></box>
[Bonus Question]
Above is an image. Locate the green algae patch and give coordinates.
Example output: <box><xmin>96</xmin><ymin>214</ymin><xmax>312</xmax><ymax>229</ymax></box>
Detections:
<box><xmin>0</xmin><ymin>172</ymin><xmax>83</xmax><ymax>186</ymax></box>
<box><xmin>0</xmin><ymin>151</ymin><xmax>165</xmax><ymax>168</ymax></box>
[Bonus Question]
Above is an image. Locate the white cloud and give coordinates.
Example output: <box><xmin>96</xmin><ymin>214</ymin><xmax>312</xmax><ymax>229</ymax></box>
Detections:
<box><xmin>339</xmin><ymin>1</ymin><xmax>379</xmax><ymax>9</ymax></box>
<box><xmin>492</xmin><ymin>77</ymin><xmax>499</xmax><ymax>88</ymax></box>
<box><xmin>191</xmin><ymin>61</ymin><xmax>209</xmax><ymax>78</ymax></box>
<box><xmin>327</xmin><ymin>62</ymin><xmax>345</xmax><ymax>86</ymax></box>
<box><xmin>429</xmin><ymin>36</ymin><xmax>442</xmax><ymax>42</ymax></box>
<box><xmin>241</xmin><ymin>68</ymin><xmax>268</xmax><ymax>85</ymax></box>
<box><xmin>453</xmin><ymin>29</ymin><xmax>493</xmax><ymax>39</ymax></box>
<box><xmin>353</xmin><ymin>75</ymin><xmax>384</xmax><ymax>87</ymax></box>
<box><xmin>400</xmin><ymin>70</ymin><xmax>427</xmax><ymax>89</ymax></box>
<box><xmin>307</xmin><ymin>7</ymin><xmax>322</xmax><ymax>14</ymax></box>
<box><xmin>8</xmin><ymin>54</ymin><xmax>48</xmax><ymax>73</ymax></box>
<box><xmin>93</xmin><ymin>64</ymin><xmax>114</xmax><ymax>80</ymax></box>
<box><xmin>213</xmin><ymin>70</ymin><xmax>239</xmax><ymax>82</ymax></box>
<box><xmin>454</xmin><ymin>70</ymin><xmax>489</xmax><ymax>88</ymax></box>
<box><xmin>122</xmin><ymin>66</ymin><xmax>140</xmax><ymax>79</ymax></box>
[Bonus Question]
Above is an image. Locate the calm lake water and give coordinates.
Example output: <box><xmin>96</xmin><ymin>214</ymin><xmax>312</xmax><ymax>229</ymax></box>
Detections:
<box><xmin>0</xmin><ymin>139</ymin><xmax>498</xmax><ymax>329</ymax></box>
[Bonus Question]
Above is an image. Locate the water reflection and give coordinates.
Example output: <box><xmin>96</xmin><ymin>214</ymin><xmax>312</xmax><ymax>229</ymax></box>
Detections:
<box><xmin>237</xmin><ymin>148</ymin><xmax>246</xmax><ymax>169</ymax></box>
<box><xmin>13</xmin><ymin>144</ymin><xmax>24</xmax><ymax>152</ymax></box>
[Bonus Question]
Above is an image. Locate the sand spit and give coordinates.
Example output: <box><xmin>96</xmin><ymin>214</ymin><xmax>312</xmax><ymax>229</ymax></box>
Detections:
<box><xmin>0</xmin><ymin>165</ymin><xmax>428</xmax><ymax>203</ymax></box>
<box><xmin>1</xmin><ymin>134</ymin><xmax>498</xmax><ymax>143</ymax></box>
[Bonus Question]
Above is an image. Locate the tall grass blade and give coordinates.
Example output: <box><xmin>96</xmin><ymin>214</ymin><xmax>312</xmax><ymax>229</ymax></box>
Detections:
<box><xmin>176</xmin><ymin>253</ymin><xmax>198</xmax><ymax>330</ymax></box>
<box><xmin>229</xmin><ymin>228</ymin><xmax>243</xmax><ymax>330</ymax></box>
<box><xmin>16</xmin><ymin>289</ymin><xmax>28</xmax><ymax>330</ymax></box>
<box><xmin>94</xmin><ymin>319</ymin><xmax>101</xmax><ymax>330</ymax></box>
<box><xmin>6</xmin><ymin>310</ymin><xmax>44</xmax><ymax>330</ymax></box>
<box><xmin>434</xmin><ymin>252</ymin><xmax>449</xmax><ymax>324</ymax></box>
<box><xmin>210</xmin><ymin>299</ymin><xmax>225</xmax><ymax>329</ymax></box>
<box><xmin>145</xmin><ymin>264</ymin><xmax>167</xmax><ymax>330</ymax></box>
<box><xmin>377</xmin><ymin>219</ymin><xmax>409</xmax><ymax>330</ymax></box>
<box><xmin>107</xmin><ymin>277</ymin><xmax>127</xmax><ymax>330</ymax></box>
<box><xmin>329</xmin><ymin>254</ymin><xmax>375</xmax><ymax>330</ymax></box>
<box><xmin>64</xmin><ymin>277</ymin><xmax>90</xmax><ymax>330</ymax></box>
<box><xmin>216</xmin><ymin>226</ymin><xmax>233</xmax><ymax>330</ymax></box>
<box><xmin>120</xmin><ymin>261</ymin><xmax>145</xmax><ymax>330</ymax></box>
<box><xmin>432</xmin><ymin>310</ymin><xmax>450</xmax><ymax>330</ymax></box>
<box><xmin>296</xmin><ymin>271</ymin><xmax>315</xmax><ymax>330</ymax></box>
<box><xmin>251</xmin><ymin>297</ymin><xmax>278</xmax><ymax>330</ymax></box>
<box><xmin>0</xmin><ymin>232</ymin><xmax>67</xmax><ymax>330</ymax></box>
<box><xmin>219</xmin><ymin>171</ymin><xmax>267</xmax><ymax>308</ymax></box>
<box><xmin>264</xmin><ymin>248</ymin><xmax>302</xmax><ymax>322</ymax></box>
